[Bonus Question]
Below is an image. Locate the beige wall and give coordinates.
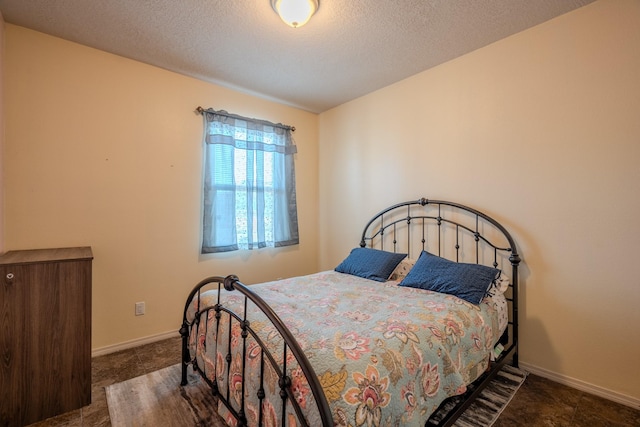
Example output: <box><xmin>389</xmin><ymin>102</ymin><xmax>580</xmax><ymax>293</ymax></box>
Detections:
<box><xmin>319</xmin><ymin>0</ymin><xmax>640</xmax><ymax>401</ymax></box>
<box><xmin>4</xmin><ymin>25</ymin><xmax>319</xmax><ymax>350</ymax></box>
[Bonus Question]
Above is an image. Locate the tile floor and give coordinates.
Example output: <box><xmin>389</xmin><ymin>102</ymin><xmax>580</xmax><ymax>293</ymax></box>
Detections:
<box><xmin>27</xmin><ymin>336</ymin><xmax>639</xmax><ymax>427</ymax></box>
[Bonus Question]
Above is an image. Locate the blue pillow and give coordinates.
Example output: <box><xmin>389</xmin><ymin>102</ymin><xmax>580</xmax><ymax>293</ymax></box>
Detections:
<box><xmin>335</xmin><ymin>248</ymin><xmax>407</xmax><ymax>282</ymax></box>
<box><xmin>399</xmin><ymin>251</ymin><xmax>499</xmax><ymax>304</ymax></box>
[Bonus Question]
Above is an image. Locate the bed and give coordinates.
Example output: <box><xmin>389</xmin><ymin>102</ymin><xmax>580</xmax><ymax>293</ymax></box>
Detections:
<box><xmin>180</xmin><ymin>197</ymin><xmax>521</xmax><ymax>426</ymax></box>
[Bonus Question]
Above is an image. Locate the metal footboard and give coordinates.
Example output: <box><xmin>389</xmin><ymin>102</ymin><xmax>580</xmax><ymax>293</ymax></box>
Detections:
<box><xmin>180</xmin><ymin>274</ymin><xmax>333</xmax><ymax>427</ymax></box>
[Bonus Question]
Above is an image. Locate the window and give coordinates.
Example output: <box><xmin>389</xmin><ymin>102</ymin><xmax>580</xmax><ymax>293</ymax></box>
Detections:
<box><xmin>201</xmin><ymin>109</ymin><xmax>299</xmax><ymax>253</ymax></box>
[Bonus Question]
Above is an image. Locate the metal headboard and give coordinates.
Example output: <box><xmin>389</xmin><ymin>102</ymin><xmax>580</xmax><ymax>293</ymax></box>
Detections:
<box><xmin>360</xmin><ymin>197</ymin><xmax>521</xmax><ymax>365</ymax></box>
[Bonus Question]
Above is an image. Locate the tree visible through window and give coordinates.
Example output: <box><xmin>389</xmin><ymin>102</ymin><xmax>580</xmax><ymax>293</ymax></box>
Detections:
<box><xmin>200</xmin><ymin>109</ymin><xmax>299</xmax><ymax>253</ymax></box>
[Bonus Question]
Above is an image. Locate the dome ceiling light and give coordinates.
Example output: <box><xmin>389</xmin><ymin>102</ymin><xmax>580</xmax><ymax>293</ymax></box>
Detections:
<box><xmin>271</xmin><ymin>0</ymin><xmax>319</xmax><ymax>28</ymax></box>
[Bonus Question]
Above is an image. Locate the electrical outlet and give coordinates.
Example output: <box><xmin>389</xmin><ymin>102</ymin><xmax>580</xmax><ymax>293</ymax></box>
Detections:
<box><xmin>135</xmin><ymin>301</ymin><xmax>145</xmax><ymax>316</ymax></box>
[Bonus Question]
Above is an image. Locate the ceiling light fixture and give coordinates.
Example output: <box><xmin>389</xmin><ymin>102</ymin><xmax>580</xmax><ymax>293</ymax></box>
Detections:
<box><xmin>271</xmin><ymin>0</ymin><xmax>319</xmax><ymax>28</ymax></box>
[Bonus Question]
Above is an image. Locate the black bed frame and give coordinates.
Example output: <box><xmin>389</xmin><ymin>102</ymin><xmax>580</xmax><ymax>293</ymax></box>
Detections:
<box><xmin>180</xmin><ymin>197</ymin><xmax>521</xmax><ymax>427</ymax></box>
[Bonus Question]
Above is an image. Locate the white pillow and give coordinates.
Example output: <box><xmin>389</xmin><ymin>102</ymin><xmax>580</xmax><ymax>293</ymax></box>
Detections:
<box><xmin>389</xmin><ymin>257</ymin><xmax>416</xmax><ymax>281</ymax></box>
<box><xmin>485</xmin><ymin>272</ymin><xmax>510</xmax><ymax>297</ymax></box>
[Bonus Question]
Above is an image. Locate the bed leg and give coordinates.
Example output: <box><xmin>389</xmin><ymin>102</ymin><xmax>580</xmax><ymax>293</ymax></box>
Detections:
<box><xmin>179</xmin><ymin>322</ymin><xmax>189</xmax><ymax>386</ymax></box>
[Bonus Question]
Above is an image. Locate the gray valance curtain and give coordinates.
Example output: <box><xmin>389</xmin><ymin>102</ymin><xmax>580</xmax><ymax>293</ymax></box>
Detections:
<box><xmin>201</xmin><ymin>109</ymin><xmax>299</xmax><ymax>253</ymax></box>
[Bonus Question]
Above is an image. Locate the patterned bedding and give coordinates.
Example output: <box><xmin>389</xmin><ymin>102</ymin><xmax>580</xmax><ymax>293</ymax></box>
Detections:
<box><xmin>187</xmin><ymin>270</ymin><xmax>504</xmax><ymax>427</ymax></box>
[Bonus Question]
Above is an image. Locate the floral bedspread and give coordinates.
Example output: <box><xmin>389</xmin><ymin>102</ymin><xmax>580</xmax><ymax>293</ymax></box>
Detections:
<box><xmin>187</xmin><ymin>271</ymin><xmax>501</xmax><ymax>427</ymax></box>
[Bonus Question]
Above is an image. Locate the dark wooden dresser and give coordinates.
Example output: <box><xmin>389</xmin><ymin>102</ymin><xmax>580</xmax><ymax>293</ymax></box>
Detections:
<box><xmin>0</xmin><ymin>247</ymin><xmax>93</xmax><ymax>427</ymax></box>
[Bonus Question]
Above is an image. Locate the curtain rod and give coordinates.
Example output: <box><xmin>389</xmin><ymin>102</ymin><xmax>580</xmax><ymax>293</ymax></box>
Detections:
<box><xmin>196</xmin><ymin>106</ymin><xmax>295</xmax><ymax>132</ymax></box>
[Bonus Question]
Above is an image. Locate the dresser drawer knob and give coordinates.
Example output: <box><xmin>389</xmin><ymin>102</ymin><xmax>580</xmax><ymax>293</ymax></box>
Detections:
<box><xmin>5</xmin><ymin>272</ymin><xmax>14</xmax><ymax>284</ymax></box>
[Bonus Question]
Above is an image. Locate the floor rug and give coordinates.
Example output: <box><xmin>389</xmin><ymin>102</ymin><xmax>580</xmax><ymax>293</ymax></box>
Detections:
<box><xmin>106</xmin><ymin>363</ymin><xmax>527</xmax><ymax>427</ymax></box>
<box><xmin>106</xmin><ymin>364</ymin><xmax>226</xmax><ymax>427</ymax></box>
<box><xmin>428</xmin><ymin>364</ymin><xmax>528</xmax><ymax>427</ymax></box>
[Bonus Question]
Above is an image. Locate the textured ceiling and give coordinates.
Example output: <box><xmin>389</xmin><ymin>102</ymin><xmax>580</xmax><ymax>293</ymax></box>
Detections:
<box><xmin>0</xmin><ymin>0</ymin><xmax>595</xmax><ymax>113</ymax></box>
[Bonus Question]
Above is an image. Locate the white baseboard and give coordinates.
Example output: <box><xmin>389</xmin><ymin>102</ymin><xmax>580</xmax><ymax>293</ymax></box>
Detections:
<box><xmin>91</xmin><ymin>330</ymin><xmax>181</xmax><ymax>358</ymax></box>
<box><xmin>519</xmin><ymin>362</ymin><xmax>639</xmax><ymax>410</ymax></box>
